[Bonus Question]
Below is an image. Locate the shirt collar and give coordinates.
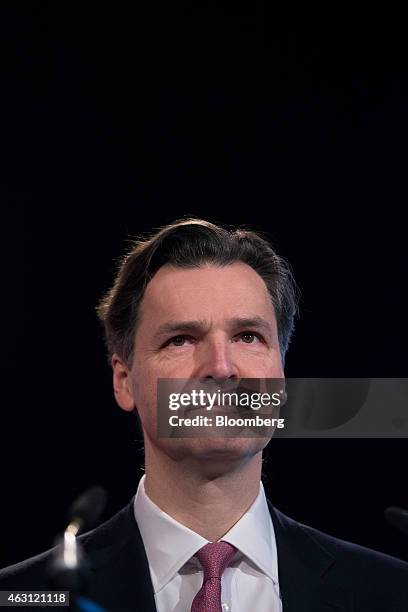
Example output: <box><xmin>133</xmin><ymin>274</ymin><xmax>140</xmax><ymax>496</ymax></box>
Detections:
<box><xmin>220</xmin><ymin>480</ymin><xmax>279</xmax><ymax>584</ymax></box>
<box><xmin>133</xmin><ymin>475</ymin><xmax>279</xmax><ymax>593</ymax></box>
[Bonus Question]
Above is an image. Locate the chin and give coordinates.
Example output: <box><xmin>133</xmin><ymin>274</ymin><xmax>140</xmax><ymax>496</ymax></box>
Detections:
<box><xmin>167</xmin><ymin>436</ymin><xmax>269</xmax><ymax>462</ymax></box>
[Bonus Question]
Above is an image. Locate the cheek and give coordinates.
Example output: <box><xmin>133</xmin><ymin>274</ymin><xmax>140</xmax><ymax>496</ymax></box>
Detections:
<box><xmin>266</xmin><ymin>350</ymin><xmax>284</xmax><ymax>377</ymax></box>
<box><xmin>237</xmin><ymin>348</ymin><xmax>283</xmax><ymax>377</ymax></box>
<box><xmin>131</xmin><ymin>370</ymin><xmax>157</xmax><ymax>426</ymax></box>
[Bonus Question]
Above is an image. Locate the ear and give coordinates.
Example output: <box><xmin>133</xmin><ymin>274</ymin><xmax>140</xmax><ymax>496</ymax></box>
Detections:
<box><xmin>112</xmin><ymin>353</ymin><xmax>136</xmax><ymax>412</ymax></box>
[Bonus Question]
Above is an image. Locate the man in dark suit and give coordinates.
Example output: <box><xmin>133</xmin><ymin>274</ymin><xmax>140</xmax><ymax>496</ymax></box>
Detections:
<box><xmin>1</xmin><ymin>218</ymin><xmax>407</xmax><ymax>611</ymax></box>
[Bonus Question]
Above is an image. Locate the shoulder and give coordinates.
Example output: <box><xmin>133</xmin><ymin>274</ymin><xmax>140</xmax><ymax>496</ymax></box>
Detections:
<box><xmin>271</xmin><ymin>504</ymin><xmax>408</xmax><ymax>607</ymax></box>
<box><xmin>302</xmin><ymin>519</ymin><xmax>408</xmax><ymax>607</ymax></box>
<box><xmin>0</xmin><ymin>500</ymin><xmax>135</xmax><ymax>590</ymax></box>
<box><xmin>0</xmin><ymin>548</ymin><xmax>53</xmax><ymax>591</ymax></box>
<box><xmin>299</xmin><ymin>516</ymin><xmax>408</xmax><ymax>575</ymax></box>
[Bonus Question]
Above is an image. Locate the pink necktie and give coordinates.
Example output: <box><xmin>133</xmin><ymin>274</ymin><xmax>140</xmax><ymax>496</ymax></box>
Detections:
<box><xmin>191</xmin><ymin>541</ymin><xmax>237</xmax><ymax>612</ymax></box>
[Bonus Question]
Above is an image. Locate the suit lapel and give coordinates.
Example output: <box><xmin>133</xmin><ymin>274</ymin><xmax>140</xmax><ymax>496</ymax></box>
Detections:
<box><xmin>268</xmin><ymin>503</ymin><xmax>354</xmax><ymax>611</ymax></box>
<box><xmin>80</xmin><ymin>499</ymin><xmax>157</xmax><ymax>612</ymax></box>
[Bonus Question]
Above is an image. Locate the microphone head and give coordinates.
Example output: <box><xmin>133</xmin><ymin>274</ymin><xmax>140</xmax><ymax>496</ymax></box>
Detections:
<box><xmin>68</xmin><ymin>485</ymin><xmax>107</xmax><ymax>532</ymax></box>
<box><xmin>385</xmin><ymin>506</ymin><xmax>408</xmax><ymax>536</ymax></box>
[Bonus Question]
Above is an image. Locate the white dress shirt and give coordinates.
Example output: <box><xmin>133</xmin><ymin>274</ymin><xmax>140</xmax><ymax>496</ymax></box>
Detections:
<box><xmin>134</xmin><ymin>475</ymin><xmax>282</xmax><ymax>612</ymax></box>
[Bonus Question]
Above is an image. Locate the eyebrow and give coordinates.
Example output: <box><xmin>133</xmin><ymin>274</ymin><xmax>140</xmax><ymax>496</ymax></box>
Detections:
<box><xmin>154</xmin><ymin>316</ymin><xmax>274</xmax><ymax>340</ymax></box>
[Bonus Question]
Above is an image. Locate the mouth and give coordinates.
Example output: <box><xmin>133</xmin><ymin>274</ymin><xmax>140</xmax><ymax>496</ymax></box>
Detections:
<box><xmin>184</xmin><ymin>404</ymin><xmax>255</xmax><ymax>416</ymax></box>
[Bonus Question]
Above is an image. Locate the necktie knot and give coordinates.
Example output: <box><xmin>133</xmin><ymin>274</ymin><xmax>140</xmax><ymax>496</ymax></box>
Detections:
<box><xmin>195</xmin><ymin>541</ymin><xmax>236</xmax><ymax>581</ymax></box>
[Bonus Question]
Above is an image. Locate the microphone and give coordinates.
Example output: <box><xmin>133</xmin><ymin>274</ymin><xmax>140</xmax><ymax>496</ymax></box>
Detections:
<box><xmin>67</xmin><ymin>486</ymin><xmax>107</xmax><ymax>536</ymax></box>
<box><xmin>47</xmin><ymin>486</ymin><xmax>107</xmax><ymax>597</ymax></box>
<box><xmin>385</xmin><ymin>506</ymin><xmax>408</xmax><ymax>536</ymax></box>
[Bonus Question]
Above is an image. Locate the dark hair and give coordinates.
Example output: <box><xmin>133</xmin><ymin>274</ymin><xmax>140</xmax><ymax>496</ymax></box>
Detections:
<box><xmin>96</xmin><ymin>218</ymin><xmax>299</xmax><ymax>367</ymax></box>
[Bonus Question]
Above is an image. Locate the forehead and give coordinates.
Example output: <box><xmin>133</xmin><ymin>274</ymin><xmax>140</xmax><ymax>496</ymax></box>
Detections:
<box><xmin>139</xmin><ymin>263</ymin><xmax>275</xmax><ymax>326</ymax></box>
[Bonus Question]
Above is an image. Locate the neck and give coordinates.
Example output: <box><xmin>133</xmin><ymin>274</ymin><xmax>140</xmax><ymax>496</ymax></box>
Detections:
<box><xmin>142</xmin><ymin>442</ymin><xmax>263</xmax><ymax>541</ymax></box>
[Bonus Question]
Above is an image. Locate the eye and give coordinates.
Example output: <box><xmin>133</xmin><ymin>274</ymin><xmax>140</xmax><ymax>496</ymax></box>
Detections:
<box><xmin>237</xmin><ymin>332</ymin><xmax>264</xmax><ymax>344</ymax></box>
<box><xmin>165</xmin><ymin>335</ymin><xmax>194</xmax><ymax>347</ymax></box>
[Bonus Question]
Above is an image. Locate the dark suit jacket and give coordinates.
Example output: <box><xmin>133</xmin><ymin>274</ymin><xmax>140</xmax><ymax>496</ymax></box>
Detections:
<box><xmin>0</xmin><ymin>497</ymin><xmax>407</xmax><ymax>611</ymax></box>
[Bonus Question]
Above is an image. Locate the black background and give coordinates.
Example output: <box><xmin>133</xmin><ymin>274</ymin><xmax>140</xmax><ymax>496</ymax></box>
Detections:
<box><xmin>2</xmin><ymin>4</ymin><xmax>407</xmax><ymax>568</ymax></box>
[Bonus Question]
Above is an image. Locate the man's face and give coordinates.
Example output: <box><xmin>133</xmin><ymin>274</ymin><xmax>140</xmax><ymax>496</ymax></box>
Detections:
<box><xmin>113</xmin><ymin>262</ymin><xmax>284</xmax><ymax>464</ymax></box>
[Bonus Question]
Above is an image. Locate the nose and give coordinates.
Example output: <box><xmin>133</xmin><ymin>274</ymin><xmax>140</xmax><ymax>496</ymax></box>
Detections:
<box><xmin>194</xmin><ymin>337</ymin><xmax>239</xmax><ymax>382</ymax></box>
